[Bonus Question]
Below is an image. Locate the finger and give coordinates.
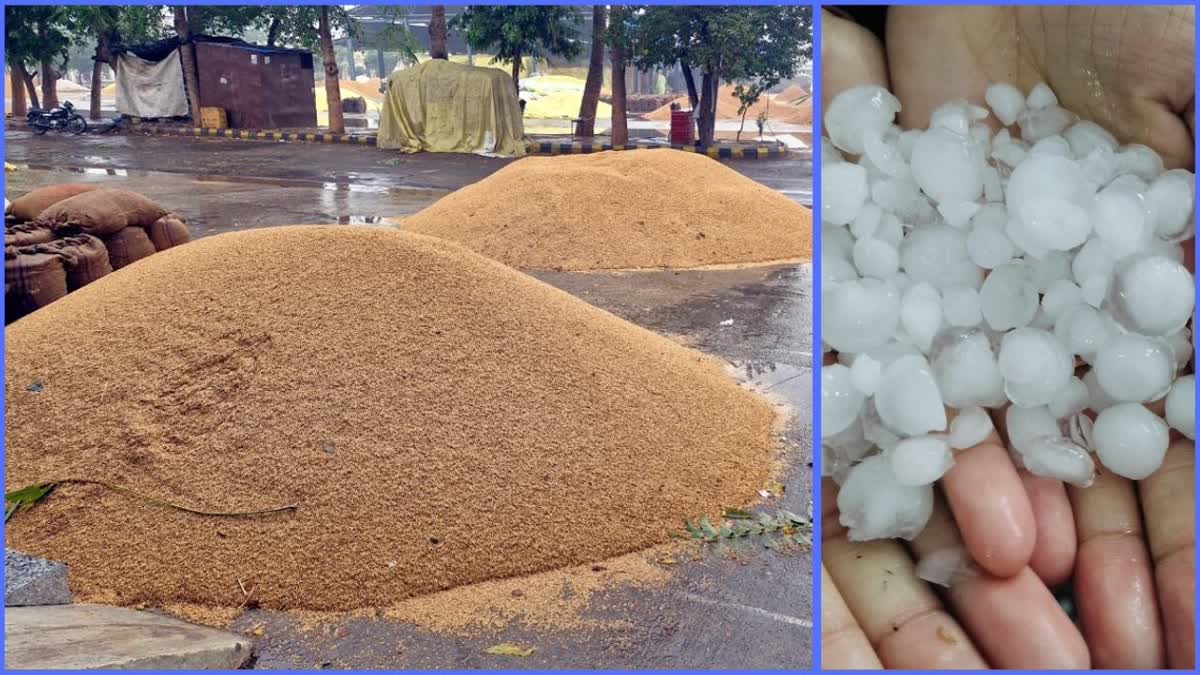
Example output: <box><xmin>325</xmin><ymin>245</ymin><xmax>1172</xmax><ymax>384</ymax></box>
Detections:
<box><xmin>1020</xmin><ymin>471</ymin><xmax>1077</xmax><ymax>587</ymax></box>
<box><xmin>1138</xmin><ymin>438</ymin><xmax>1196</xmax><ymax>668</ymax></box>
<box><xmin>821</xmin><ymin>562</ymin><xmax>883</xmax><ymax>669</ymax></box>
<box><xmin>823</xmin><ymin>480</ymin><xmax>986</xmax><ymax>669</ymax></box>
<box><xmin>941</xmin><ymin>407</ymin><xmax>1037</xmax><ymax>577</ymax></box>
<box><xmin>1069</xmin><ymin>465</ymin><xmax>1165</xmax><ymax>668</ymax></box>
<box><xmin>911</xmin><ymin>490</ymin><xmax>1091</xmax><ymax>669</ymax></box>
<box><xmin>821</xmin><ymin>8</ymin><xmax>890</xmax><ymax>119</ymax></box>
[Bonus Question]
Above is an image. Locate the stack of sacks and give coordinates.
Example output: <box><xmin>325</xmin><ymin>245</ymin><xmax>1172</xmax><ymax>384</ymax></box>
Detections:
<box><xmin>4</xmin><ymin>184</ymin><xmax>192</xmax><ymax>323</ymax></box>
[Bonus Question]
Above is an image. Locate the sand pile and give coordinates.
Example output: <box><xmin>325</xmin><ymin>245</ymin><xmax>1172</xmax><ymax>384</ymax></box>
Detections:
<box><xmin>400</xmin><ymin>150</ymin><xmax>811</xmax><ymax>270</ymax></box>
<box><xmin>5</xmin><ymin>226</ymin><xmax>778</xmax><ymax>611</ymax></box>
<box><xmin>644</xmin><ymin>84</ymin><xmax>809</xmax><ymax>124</ymax></box>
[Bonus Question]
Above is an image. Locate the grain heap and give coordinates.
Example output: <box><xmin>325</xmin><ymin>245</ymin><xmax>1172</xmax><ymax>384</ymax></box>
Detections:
<box><xmin>401</xmin><ymin>150</ymin><xmax>811</xmax><ymax>270</ymax></box>
<box><xmin>5</xmin><ymin>226</ymin><xmax>779</xmax><ymax>611</ymax></box>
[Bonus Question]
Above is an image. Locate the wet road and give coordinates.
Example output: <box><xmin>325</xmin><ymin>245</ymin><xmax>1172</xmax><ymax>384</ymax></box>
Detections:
<box><xmin>4</xmin><ymin>129</ymin><xmax>813</xmax><ymax>669</ymax></box>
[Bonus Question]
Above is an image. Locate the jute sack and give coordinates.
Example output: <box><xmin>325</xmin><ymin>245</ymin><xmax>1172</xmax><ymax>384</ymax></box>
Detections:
<box><xmin>5</xmin><ymin>223</ymin><xmax>55</xmax><ymax>248</ymax></box>
<box><xmin>35</xmin><ymin>234</ymin><xmax>112</xmax><ymax>290</ymax></box>
<box><xmin>147</xmin><ymin>214</ymin><xmax>192</xmax><ymax>251</ymax></box>
<box><xmin>5</xmin><ymin>246</ymin><xmax>68</xmax><ymax>323</ymax></box>
<box><xmin>102</xmin><ymin>226</ymin><xmax>156</xmax><ymax>270</ymax></box>
<box><xmin>6</xmin><ymin>183</ymin><xmax>100</xmax><ymax>223</ymax></box>
<box><xmin>38</xmin><ymin>189</ymin><xmax>168</xmax><ymax>237</ymax></box>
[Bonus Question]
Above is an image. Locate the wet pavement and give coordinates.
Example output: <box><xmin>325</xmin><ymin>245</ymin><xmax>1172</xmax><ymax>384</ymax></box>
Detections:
<box><xmin>4</xmin><ymin>128</ymin><xmax>813</xmax><ymax>669</ymax></box>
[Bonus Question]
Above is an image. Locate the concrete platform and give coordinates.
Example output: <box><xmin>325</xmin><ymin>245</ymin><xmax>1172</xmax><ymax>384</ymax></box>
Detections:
<box><xmin>5</xmin><ymin>604</ymin><xmax>253</xmax><ymax>670</ymax></box>
<box><xmin>5</xmin><ymin>549</ymin><xmax>71</xmax><ymax>607</ymax></box>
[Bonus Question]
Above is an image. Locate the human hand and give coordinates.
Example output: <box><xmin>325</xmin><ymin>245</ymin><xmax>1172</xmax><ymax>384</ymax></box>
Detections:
<box><xmin>821</xmin><ymin>434</ymin><xmax>1195</xmax><ymax>668</ymax></box>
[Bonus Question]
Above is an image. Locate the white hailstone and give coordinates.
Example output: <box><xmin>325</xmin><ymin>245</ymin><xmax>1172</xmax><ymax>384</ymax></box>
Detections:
<box><xmin>1032</xmin><ymin>251</ymin><xmax>1071</xmax><ymax>291</ymax></box>
<box><xmin>1005</xmin><ymin>215</ymin><xmax>1050</xmax><ymax>260</ymax></box>
<box><xmin>1048</xmin><ymin>377</ymin><xmax>1090</xmax><ymax>420</ymax></box>
<box><xmin>823</xmin><ymin>162</ymin><xmax>870</xmax><ymax>225</ymax></box>
<box><xmin>861</xmin><ymin>399</ymin><xmax>901</xmax><ymax>452</ymax></box>
<box><xmin>896</xmin><ymin>129</ymin><xmax>921</xmax><ymax>160</ymax></box>
<box><xmin>916</xmin><ymin>547</ymin><xmax>977</xmax><ymax>588</ymax></box>
<box><xmin>825</xmin><ymin>85</ymin><xmax>903</xmax><ymax>155</ymax></box>
<box><xmin>853</xmin><ymin>237</ymin><xmax>901</xmax><ymax>279</ymax></box>
<box><xmin>1079</xmin><ymin>145</ymin><xmax>1119</xmax><ymax>188</ymax></box>
<box><xmin>823</xmin><ymin>252</ymin><xmax>859</xmax><ymax>286</ymax></box>
<box><xmin>1017</xmin><ymin>105</ymin><xmax>1076</xmax><ymax>142</ymax></box>
<box><xmin>850</xmin><ymin>202</ymin><xmax>883</xmax><ymax>239</ymax></box>
<box><xmin>850</xmin><ymin>354</ymin><xmax>883</xmax><ymax>396</ymax></box>
<box><xmin>1092</xmin><ymin>189</ymin><xmax>1151</xmax><ymax>259</ymax></box>
<box><xmin>1165</xmin><ymin>375</ymin><xmax>1195</xmax><ymax>440</ymax></box>
<box><xmin>1145</xmin><ymin>237</ymin><xmax>1185</xmax><ymax>264</ymax></box>
<box><xmin>1064</xmin><ymin>120</ymin><xmax>1118</xmax><ymax>158</ymax></box>
<box><xmin>1030</xmin><ymin>135</ymin><xmax>1072</xmax><ymax>158</ymax></box>
<box><xmin>930</xmin><ymin>328</ymin><xmax>1007</xmax><ymax>408</ymax></box>
<box><xmin>838</xmin><ymin>454</ymin><xmax>934</xmax><ymax>541</ymax></box>
<box><xmin>1106</xmin><ymin>255</ymin><xmax>1195</xmax><ymax>336</ymax></box>
<box><xmin>900</xmin><ymin>226</ymin><xmax>985</xmax><ymax>291</ymax></box>
<box><xmin>875</xmin><ymin>355</ymin><xmax>947</xmax><ymax>436</ymax></box>
<box><xmin>822</xmin><ymin>364</ymin><xmax>865</xmax><ymax>438</ymax></box>
<box><xmin>1005</xmin><ymin>405</ymin><xmax>1060</xmax><ymax>455</ymax></box>
<box><xmin>863</xmin><ymin>130</ymin><xmax>911</xmax><ymax>178</ymax></box>
<box><xmin>1094</xmin><ymin>334</ymin><xmax>1174</xmax><ymax>403</ymax></box>
<box><xmin>1026</xmin><ymin>82</ymin><xmax>1058</xmax><ymax>110</ymax></box>
<box><xmin>1092</xmin><ymin>403</ymin><xmax>1170</xmax><ymax>480</ymax></box>
<box><xmin>982</xmin><ymin>166</ymin><xmax>1004</xmax><ymax>202</ymax></box>
<box><xmin>938</xmin><ymin>201</ymin><xmax>981</xmax><ymax>229</ymax></box>
<box><xmin>948</xmin><ymin>406</ymin><xmax>994</xmax><ymax>450</ymax></box>
<box><xmin>900</xmin><ymin>282</ymin><xmax>943</xmax><ymax>352</ymax></box>
<box><xmin>872</xmin><ymin>178</ymin><xmax>925</xmax><ymax>220</ymax></box>
<box><xmin>1146</xmin><ymin>169</ymin><xmax>1194</xmax><ymax>241</ymax></box>
<box><xmin>985</xmin><ymin>83</ymin><xmax>1026</xmax><ymax>126</ymax></box>
<box><xmin>1071</xmin><ymin>239</ymin><xmax>1114</xmax><ymax>286</ymax></box>
<box><xmin>859</xmin><ymin>340</ymin><xmax>924</xmax><ymax>367</ymax></box>
<box><xmin>823</xmin><ymin>279</ymin><xmax>901</xmax><ymax>353</ymax></box>
<box><xmin>1165</xmin><ymin>327</ymin><xmax>1193</xmax><ymax>371</ymax></box>
<box><xmin>823</xmin><ymin>224</ymin><xmax>856</xmax><ymax>260</ymax></box>
<box><xmin>942</xmin><ymin>286</ymin><xmax>983</xmax><ymax>327</ymax></box>
<box><xmin>1081</xmin><ymin>275</ymin><xmax>1108</xmax><ymax>308</ymax></box>
<box><xmin>1018</xmin><ymin>436</ymin><xmax>1096</xmax><ymax>487</ymax></box>
<box><xmin>991</xmin><ymin>131</ymin><xmax>1029</xmax><ymax>168</ymax></box>
<box><xmin>1054</xmin><ymin>306</ymin><xmax>1113</xmax><ymax>367</ymax></box>
<box><xmin>822</xmin><ymin>137</ymin><xmax>844</xmax><ymax>165</ymax></box>
<box><xmin>998</xmin><ymin>328</ymin><xmax>1073</xmax><ymax>407</ymax></box>
<box><xmin>1041</xmin><ymin>279</ymin><xmax>1082</xmax><ymax>321</ymax></box>
<box><xmin>1116</xmin><ymin>144</ymin><xmax>1165</xmax><ymax>181</ymax></box>
<box><xmin>1022</xmin><ymin>195</ymin><xmax>1092</xmax><ymax>251</ymax></box>
<box><xmin>1083</xmin><ymin>368</ymin><xmax>1119</xmax><ymax>413</ymax></box>
<box><xmin>910</xmin><ymin>127</ymin><xmax>985</xmax><ymax>204</ymax></box>
<box><xmin>979</xmin><ymin>261</ymin><xmax>1039</xmax><ymax>330</ymax></box>
<box><xmin>890</xmin><ymin>435</ymin><xmax>955</xmax><ymax>486</ymax></box>
<box><xmin>966</xmin><ymin>218</ymin><xmax>1016</xmax><ymax>269</ymax></box>
<box><xmin>875</xmin><ymin>212</ymin><xmax>905</xmax><ymax>247</ymax></box>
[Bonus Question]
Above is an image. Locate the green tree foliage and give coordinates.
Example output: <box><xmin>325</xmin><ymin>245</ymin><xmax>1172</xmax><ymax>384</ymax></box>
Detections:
<box><xmin>629</xmin><ymin>6</ymin><xmax>812</xmax><ymax>145</ymax></box>
<box><xmin>452</xmin><ymin>6</ymin><xmax>583</xmax><ymax>90</ymax></box>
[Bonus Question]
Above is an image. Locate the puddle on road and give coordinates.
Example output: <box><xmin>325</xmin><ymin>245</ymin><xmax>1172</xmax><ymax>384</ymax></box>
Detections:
<box><xmin>334</xmin><ymin>216</ymin><xmax>388</xmax><ymax>225</ymax></box>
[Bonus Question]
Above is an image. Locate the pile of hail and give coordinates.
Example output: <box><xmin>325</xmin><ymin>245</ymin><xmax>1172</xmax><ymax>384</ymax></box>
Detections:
<box><xmin>821</xmin><ymin>82</ymin><xmax>1195</xmax><ymax>543</ymax></box>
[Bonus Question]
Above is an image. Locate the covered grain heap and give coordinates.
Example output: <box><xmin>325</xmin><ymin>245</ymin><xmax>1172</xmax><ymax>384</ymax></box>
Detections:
<box><xmin>5</xmin><ymin>226</ymin><xmax>778</xmax><ymax>611</ymax></box>
<box><xmin>400</xmin><ymin>150</ymin><xmax>812</xmax><ymax>270</ymax></box>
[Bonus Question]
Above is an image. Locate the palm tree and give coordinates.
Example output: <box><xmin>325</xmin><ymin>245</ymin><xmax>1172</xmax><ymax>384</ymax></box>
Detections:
<box><xmin>429</xmin><ymin>6</ymin><xmax>448</xmax><ymax>60</ymax></box>
<box><xmin>575</xmin><ymin>6</ymin><xmax>605</xmax><ymax>137</ymax></box>
<box><xmin>318</xmin><ymin>6</ymin><xmax>344</xmax><ymax>134</ymax></box>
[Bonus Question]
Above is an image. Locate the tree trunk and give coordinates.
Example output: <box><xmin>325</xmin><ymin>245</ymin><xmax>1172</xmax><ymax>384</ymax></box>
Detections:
<box><xmin>510</xmin><ymin>49</ymin><xmax>521</xmax><ymax>95</ymax></box>
<box><xmin>18</xmin><ymin>64</ymin><xmax>40</xmax><ymax>109</ymax></box>
<box><xmin>173</xmin><ymin>7</ymin><xmax>203</xmax><ymax>121</ymax></box>
<box><xmin>680</xmin><ymin>62</ymin><xmax>699</xmax><ymax>109</ymax></box>
<box><xmin>609</xmin><ymin>7</ymin><xmax>628</xmax><ymax>146</ymax></box>
<box><xmin>575</xmin><ymin>6</ymin><xmax>606</xmax><ymax>138</ymax></box>
<box><xmin>429</xmin><ymin>6</ymin><xmax>448</xmax><ymax>60</ymax></box>
<box><xmin>319</xmin><ymin>7</ymin><xmax>344</xmax><ymax>134</ymax></box>
<box><xmin>267</xmin><ymin>18</ymin><xmax>280</xmax><ymax>47</ymax></box>
<box><xmin>40</xmin><ymin>59</ymin><xmax>58</xmax><ymax>108</ymax></box>
<box><xmin>697</xmin><ymin>70</ymin><xmax>718</xmax><ymax>147</ymax></box>
<box><xmin>10</xmin><ymin>67</ymin><xmax>27</xmax><ymax>117</ymax></box>
<box><xmin>89</xmin><ymin>59</ymin><xmax>104</xmax><ymax>120</ymax></box>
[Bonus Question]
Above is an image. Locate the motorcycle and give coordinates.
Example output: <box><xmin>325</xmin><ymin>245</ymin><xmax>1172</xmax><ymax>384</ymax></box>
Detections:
<box><xmin>26</xmin><ymin>100</ymin><xmax>88</xmax><ymax>136</ymax></box>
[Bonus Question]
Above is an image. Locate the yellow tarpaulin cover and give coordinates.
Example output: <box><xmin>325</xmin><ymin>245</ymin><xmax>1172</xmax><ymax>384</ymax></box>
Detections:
<box><xmin>378</xmin><ymin>60</ymin><xmax>527</xmax><ymax>156</ymax></box>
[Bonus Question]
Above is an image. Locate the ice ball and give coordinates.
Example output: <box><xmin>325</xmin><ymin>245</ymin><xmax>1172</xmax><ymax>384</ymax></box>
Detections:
<box><xmin>890</xmin><ymin>435</ymin><xmax>954</xmax><ymax>486</ymax></box>
<box><xmin>1092</xmin><ymin>403</ymin><xmax>1170</xmax><ymax>480</ymax></box>
<box><xmin>837</xmin><ymin>455</ymin><xmax>934</xmax><ymax>541</ymax></box>
<box><xmin>875</xmin><ymin>355</ymin><xmax>947</xmax><ymax>436</ymax></box>
<box><xmin>825</xmin><ymin>85</ymin><xmax>902</xmax><ymax>155</ymax></box>
<box><xmin>1165</xmin><ymin>375</ymin><xmax>1195</xmax><ymax>440</ymax></box>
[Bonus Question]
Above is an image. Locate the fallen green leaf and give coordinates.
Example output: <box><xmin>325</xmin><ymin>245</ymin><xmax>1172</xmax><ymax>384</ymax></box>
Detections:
<box><xmin>723</xmin><ymin>507</ymin><xmax>754</xmax><ymax>520</ymax></box>
<box><xmin>5</xmin><ymin>482</ymin><xmax>57</xmax><ymax>521</ymax></box>
<box><xmin>485</xmin><ymin>643</ymin><xmax>535</xmax><ymax>657</ymax></box>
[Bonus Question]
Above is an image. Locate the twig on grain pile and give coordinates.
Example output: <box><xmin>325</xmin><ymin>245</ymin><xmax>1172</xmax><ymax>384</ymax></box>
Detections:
<box><xmin>4</xmin><ymin>479</ymin><xmax>298</xmax><ymax>522</ymax></box>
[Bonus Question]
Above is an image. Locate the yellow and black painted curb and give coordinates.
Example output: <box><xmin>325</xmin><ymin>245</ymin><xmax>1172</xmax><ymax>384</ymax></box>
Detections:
<box><xmin>5</xmin><ymin>118</ymin><xmax>789</xmax><ymax>159</ymax></box>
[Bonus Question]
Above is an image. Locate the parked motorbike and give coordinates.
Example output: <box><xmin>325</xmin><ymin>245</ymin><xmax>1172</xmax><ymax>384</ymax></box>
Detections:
<box><xmin>26</xmin><ymin>101</ymin><xmax>88</xmax><ymax>136</ymax></box>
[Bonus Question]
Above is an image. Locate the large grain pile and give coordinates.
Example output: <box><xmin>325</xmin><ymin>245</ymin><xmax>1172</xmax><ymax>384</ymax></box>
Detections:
<box><xmin>5</xmin><ymin>226</ymin><xmax>779</xmax><ymax>611</ymax></box>
<box><xmin>400</xmin><ymin>150</ymin><xmax>811</xmax><ymax>270</ymax></box>
<box><xmin>644</xmin><ymin>85</ymin><xmax>811</xmax><ymax>125</ymax></box>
